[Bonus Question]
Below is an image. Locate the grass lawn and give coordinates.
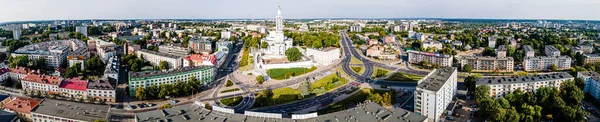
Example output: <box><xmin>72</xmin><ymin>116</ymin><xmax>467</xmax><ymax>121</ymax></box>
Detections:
<box><xmin>384</xmin><ymin>72</ymin><xmax>424</xmax><ymax>82</ymax></box>
<box><xmin>318</xmin><ymin>88</ymin><xmax>391</xmax><ymax>114</ymax></box>
<box><xmin>351</xmin><ymin>66</ymin><xmax>363</xmax><ymax>74</ymax></box>
<box><xmin>350</xmin><ymin>56</ymin><xmax>363</xmax><ymax>64</ymax></box>
<box><xmin>267</xmin><ymin>67</ymin><xmax>316</xmax><ymax>80</ymax></box>
<box><xmin>371</xmin><ymin>67</ymin><xmax>390</xmax><ymax>78</ymax></box>
<box><xmin>220</xmin><ymin>88</ymin><xmax>240</xmax><ymax>93</ymax></box>
<box><xmin>311</xmin><ymin>73</ymin><xmax>348</xmax><ymax>95</ymax></box>
<box><xmin>336</xmin><ymin>67</ymin><xmax>353</xmax><ymax>80</ymax></box>
<box><xmin>220</xmin><ymin>96</ymin><xmax>243</xmax><ymax>106</ymax></box>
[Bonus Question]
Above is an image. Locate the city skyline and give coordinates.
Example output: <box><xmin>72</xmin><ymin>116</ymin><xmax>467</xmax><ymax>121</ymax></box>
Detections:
<box><xmin>1</xmin><ymin>0</ymin><xmax>600</xmax><ymax>23</ymax></box>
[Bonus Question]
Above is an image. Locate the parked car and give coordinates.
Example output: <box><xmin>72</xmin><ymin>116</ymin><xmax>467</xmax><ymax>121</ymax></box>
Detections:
<box><xmin>170</xmin><ymin>100</ymin><xmax>179</xmax><ymax>104</ymax></box>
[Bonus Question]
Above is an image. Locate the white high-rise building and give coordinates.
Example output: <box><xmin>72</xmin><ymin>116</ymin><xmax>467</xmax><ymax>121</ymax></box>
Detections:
<box><xmin>76</xmin><ymin>26</ymin><xmax>88</xmax><ymax>37</ymax></box>
<box><xmin>477</xmin><ymin>72</ymin><xmax>573</xmax><ymax>98</ymax></box>
<box><xmin>13</xmin><ymin>29</ymin><xmax>21</xmax><ymax>39</ymax></box>
<box><xmin>414</xmin><ymin>67</ymin><xmax>457</xmax><ymax>122</ymax></box>
<box><xmin>350</xmin><ymin>25</ymin><xmax>362</xmax><ymax>32</ymax></box>
<box><xmin>261</xmin><ymin>0</ymin><xmax>293</xmax><ymax>56</ymax></box>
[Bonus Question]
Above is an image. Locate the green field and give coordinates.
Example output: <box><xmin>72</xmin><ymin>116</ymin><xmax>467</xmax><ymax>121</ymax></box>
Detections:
<box><xmin>311</xmin><ymin>74</ymin><xmax>348</xmax><ymax>95</ymax></box>
<box><xmin>220</xmin><ymin>88</ymin><xmax>241</xmax><ymax>93</ymax></box>
<box><xmin>384</xmin><ymin>72</ymin><xmax>424</xmax><ymax>82</ymax></box>
<box><xmin>350</xmin><ymin>57</ymin><xmax>363</xmax><ymax>64</ymax></box>
<box><xmin>372</xmin><ymin>68</ymin><xmax>390</xmax><ymax>78</ymax></box>
<box><xmin>220</xmin><ymin>96</ymin><xmax>243</xmax><ymax>106</ymax></box>
<box><xmin>267</xmin><ymin>67</ymin><xmax>316</xmax><ymax>80</ymax></box>
<box><xmin>351</xmin><ymin>66</ymin><xmax>363</xmax><ymax>73</ymax></box>
<box><xmin>318</xmin><ymin>88</ymin><xmax>392</xmax><ymax>114</ymax></box>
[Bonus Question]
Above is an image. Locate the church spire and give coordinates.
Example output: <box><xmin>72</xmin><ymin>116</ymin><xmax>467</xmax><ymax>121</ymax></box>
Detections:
<box><xmin>276</xmin><ymin>0</ymin><xmax>283</xmax><ymax>32</ymax></box>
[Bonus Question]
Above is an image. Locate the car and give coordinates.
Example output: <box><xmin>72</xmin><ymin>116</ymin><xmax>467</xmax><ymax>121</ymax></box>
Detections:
<box><xmin>146</xmin><ymin>103</ymin><xmax>156</xmax><ymax>107</ymax></box>
<box><xmin>169</xmin><ymin>100</ymin><xmax>179</xmax><ymax>104</ymax></box>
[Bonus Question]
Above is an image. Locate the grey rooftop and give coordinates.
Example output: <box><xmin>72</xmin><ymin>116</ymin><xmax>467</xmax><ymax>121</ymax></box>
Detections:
<box><xmin>476</xmin><ymin>72</ymin><xmax>573</xmax><ymax>85</ymax></box>
<box><xmin>417</xmin><ymin>67</ymin><xmax>457</xmax><ymax>91</ymax></box>
<box><xmin>31</xmin><ymin>99</ymin><xmax>109</xmax><ymax>121</ymax></box>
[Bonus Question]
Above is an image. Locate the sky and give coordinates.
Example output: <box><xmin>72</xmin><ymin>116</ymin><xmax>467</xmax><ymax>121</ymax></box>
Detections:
<box><xmin>1</xmin><ymin>0</ymin><xmax>600</xmax><ymax>22</ymax></box>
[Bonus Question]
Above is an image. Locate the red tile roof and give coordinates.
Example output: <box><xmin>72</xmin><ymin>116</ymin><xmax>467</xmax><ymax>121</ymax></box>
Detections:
<box><xmin>22</xmin><ymin>74</ymin><xmax>62</xmax><ymax>85</ymax></box>
<box><xmin>59</xmin><ymin>78</ymin><xmax>88</xmax><ymax>91</ymax></box>
<box><xmin>184</xmin><ymin>54</ymin><xmax>217</xmax><ymax>65</ymax></box>
<box><xmin>2</xmin><ymin>97</ymin><xmax>41</xmax><ymax>114</ymax></box>
<box><xmin>9</xmin><ymin>67</ymin><xmax>31</xmax><ymax>74</ymax></box>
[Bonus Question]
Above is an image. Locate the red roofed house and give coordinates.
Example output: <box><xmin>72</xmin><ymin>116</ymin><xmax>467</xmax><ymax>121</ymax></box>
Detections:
<box><xmin>21</xmin><ymin>73</ymin><xmax>63</xmax><ymax>95</ymax></box>
<box><xmin>183</xmin><ymin>54</ymin><xmax>218</xmax><ymax>67</ymax></box>
<box><xmin>59</xmin><ymin>77</ymin><xmax>89</xmax><ymax>99</ymax></box>
<box><xmin>2</xmin><ymin>97</ymin><xmax>41</xmax><ymax>121</ymax></box>
<box><xmin>366</xmin><ymin>45</ymin><xmax>384</xmax><ymax>57</ymax></box>
<box><xmin>8</xmin><ymin>67</ymin><xmax>31</xmax><ymax>82</ymax></box>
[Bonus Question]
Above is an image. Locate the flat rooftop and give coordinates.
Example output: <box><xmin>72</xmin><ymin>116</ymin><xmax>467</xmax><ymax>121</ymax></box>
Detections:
<box><xmin>476</xmin><ymin>72</ymin><xmax>573</xmax><ymax>85</ymax></box>
<box><xmin>135</xmin><ymin>101</ymin><xmax>426</xmax><ymax>122</ymax></box>
<box><xmin>524</xmin><ymin>56</ymin><xmax>571</xmax><ymax>60</ymax></box>
<box><xmin>545</xmin><ymin>45</ymin><xmax>559</xmax><ymax>52</ymax></box>
<box><xmin>579</xmin><ymin>71</ymin><xmax>600</xmax><ymax>83</ymax></box>
<box><xmin>32</xmin><ymin>99</ymin><xmax>109</xmax><ymax>121</ymax></box>
<box><xmin>138</xmin><ymin>49</ymin><xmax>184</xmax><ymax>59</ymax></box>
<box><xmin>523</xmin><ymin>45</ymin><xmax>534</xmax><ymax>52</ymax></box>
<box><xmin>462</xmin><ymin>56</ymin><xmax>513</xmax><ymax>60</ymax></box>
<box><xmin>417</xmin><ymin>67</ymin><xmax>457</xmax><ymax>91</ymax></box>
<box><xmin>129</xmin><ymin>66</ymin><xmax>212</xmax><ymax>79</ymax></box>
<box><xmin>407</xmin><ymin>50</ymin><xmax>452</xmax><ymax>58</ymax></box>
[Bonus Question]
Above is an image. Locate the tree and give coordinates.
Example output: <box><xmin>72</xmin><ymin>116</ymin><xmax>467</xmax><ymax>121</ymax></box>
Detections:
<box><xmin>475</xmin><ymin>85</ymin><xmax>491</xmax><ymax>103</ymax></box>
<box><xmin>463</xmin><ymin>64</ymin><xmax>473</xmax><ymax>73</ymax></box>
<box><xmin>464</xmin><ymin>75</ymin><xmax>481</xmax><ymax>92</ymax></box>
<box><xmin>64</xmin><ymin>66</ymin><xmax>78</xmax><ymax>78</ymax></box>
<box><xmin>560</xmin><ymin>80</ymin><xmax>585</xmax><ymax>107</ymax></box>
<box><xmin>32</xmin><ymin>57</ymin><xmax>46</xmax><ymax>70</ymax></box>
<box><xmin>260</xmin><ymin>42</ymin><xmax>269</xmax><ymax>48</ymax></box>
<box><xmin>312</xmin><ymin>41</ymin><xmax>323</xmax><ymax>48</ymax></box>
<box><xmin>85</xmin><ymin>56</ymin><xmax>106</xmax><ymax>73</ymax></box>
<box><xmin>135</xmin><ymin>87</ymin><xmax>146</xmax><ymax>100</ymax></box>
<box><xmin>575</xmin><ymin>52</ymin><xmax>584</xmax><ymax>66</ymax></box>
<box><xmin>574</xmin><ymin>78</ymin><xmax>585</xmax><ymax>90</ymax></box>
<box><xmin>159</xmin><ymin>61</ymin><xmax>169</xmax><ymax>70</ymax></box>
<box><xmin>382</xmin><ymin>92</ymin><xmax>392</xmax><ymax>106</ymax></box>
<box><xmin>256</xmin><ymin>75</ymin><xmax>265</xmax><ymax>84</ymax></box>
<box><xmin>285</xmin><ymin>47</ymin><xmax>302</xmax><ymax>61</ymax></box>
<box><xmin>482</xmin><ymin>47</ymin><xmax>497</xmax><ymax>56</ymax></box>
<box><xmin>551</xmin><ymin>64</ymin><xmax>558</xmax><ymax>71</ymax></box>
<box><xmin>299</xmin><ymin>81</ymin><xmax>310</xmax><ymax>97</ymax></box>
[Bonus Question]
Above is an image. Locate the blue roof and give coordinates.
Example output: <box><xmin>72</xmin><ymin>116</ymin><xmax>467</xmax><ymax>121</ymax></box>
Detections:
<box><xmin>0</xmin><ymin>95</ymin><xmax>9</xmax><ymax>101</ymax></box>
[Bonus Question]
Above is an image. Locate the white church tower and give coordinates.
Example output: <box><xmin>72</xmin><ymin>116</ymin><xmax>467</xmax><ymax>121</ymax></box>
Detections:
<box><xmin>262</xmin><ymin>0</ymin><xmax>293</xmax><ymax>56</ymax></box>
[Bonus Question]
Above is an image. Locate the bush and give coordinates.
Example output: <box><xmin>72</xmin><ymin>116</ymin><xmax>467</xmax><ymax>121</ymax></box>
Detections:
<box><xmin>225</xmin><ymin>80</ymin><xmax>233</xmax><ymax>87</ymax></box>
<box><xmin>158</xmin><ymin>103</ymin><xmax>172</xmax><ymax>109</ymax></box>
<box><xmin>351</xmin><ymin>67</ymin><xmax>362</xmax><ymax>73</ymax></box>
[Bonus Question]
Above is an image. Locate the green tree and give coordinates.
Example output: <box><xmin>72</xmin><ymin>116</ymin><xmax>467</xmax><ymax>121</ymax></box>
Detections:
<box><xmin>560</xmin><ymin>80</ymin><xmax>585</xmax><ymax>107</ymax></box>
<box><xmin>285</xmin><ymin>47</ymin><xmax>302</xmax><ymax>61</ymax></box>
<box><xmin>382</xmin><ymin>92</ymin><xmax>392</xmax><ymax>106</ymax></box>
<box><xmin>551</xmin><ymin>64</ymin><xmax>558</xmax><ymax>71</ymax></box>
<box><xmin>463</xmin><ymin>64</ymin><xmax>473</xmax><ymax>73</ymax></box>
<box><xmin>32</xmin><ymin>57</ymin><xmax>46</xmax><ymax>70</ymax></box>
<box><xmin>475</xmin><ymin>85</ymin><xmax>491</xmax><ymax>103</ymax></box>
<box><xmin>256</xmin><ymin>75</ymin><xmax>264</xmax><ymax>84</ymax></box>
<box><xmin>85</xmin><ymin>56</ymin><xmax>106</xmax><ymax>73</ymax></box>
<box><xmin>260</xmin><ymin>42</ymin><xmax>269</xmax><ymax>48</ymax></box>
<box><xmin>159</xmin><ymin>61</ymin><xmax>169</xmax><ymax>70</ymax></box>
<box><xmin>574</xmin><ymin>78</ymin><xmax>585</xmax><ymax>90</ymax></box>
<box><xmin>135</xmin><ymin>87</ymin><xmax>146</xmax><ymax>100</ymax></box>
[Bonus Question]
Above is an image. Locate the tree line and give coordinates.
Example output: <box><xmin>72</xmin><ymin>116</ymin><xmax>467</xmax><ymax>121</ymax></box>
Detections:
<box><xmin>135</xmin><ymin>76</ymin><xmax>206</xmax><ymax>100</ymax></box>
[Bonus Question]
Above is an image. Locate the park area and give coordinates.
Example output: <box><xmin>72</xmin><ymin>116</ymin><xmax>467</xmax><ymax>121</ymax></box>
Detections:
<box><xmin>310</xmin><ymin>73</ymin><xmax>348</xmax><ymax>95</ymax></box>
<box><xmin>318</xmin><ymin>88</ymin><xmax>394</xmax><ymax>114</ymax></box>
<box><xmin>372</xmin><ymin>68</ymin><xmax>389</xmax><ymax>78</ymax></box>
<box><xmin>220</xmin><ymin>96</ymin><xmax>243</xmax><ymax>106</ymax></box>
<box><xmin>267</xmin><ymin>67</ymin><xmax>316</xmax><ymax>80</ymax></box>
<box><xmin>384</xmin><ymin>72</ymin><xmax>424</xmax><ymax>82</ymax></box>
<box><xmin>351</xmin><ymin>66</ymin><xmax>363</xmax><ymax>74</ymax></box>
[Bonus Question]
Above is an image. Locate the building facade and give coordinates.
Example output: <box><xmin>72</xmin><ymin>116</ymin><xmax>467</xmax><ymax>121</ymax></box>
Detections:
<box><xmin>523</xmin><ymin>45</ymin><xmax>535</xmax><ymax>57</ymax></box>
<box><xmin>414</xmin><ymin>67</ymin><xmax>457</xmax><ymax>122</ymax></box>
<box><xmin>584</xmin><ymin>54</ymin><xmax>600</xmax><ymax>65</ymax></box>
<box><xmin>579</xmin><ymin>71</ymin><xmax>600</xmax><ymax>100</ymax></box>
<box><xmin>21</xmin><ymin>73</ymin><xmax>63</xmax><ymax>95</ymax></box>
<box><xmin>461</xmin><ymin>56</ymin><xmax>514</xmax><ymax>72</ymax></box>
<box><xmin>128</xmin><ymin>66</ymin><xmax>215</xmax><ymax>96</ymax></box>
<box><xmin>2</xmin><ymin>97</ymin><xmax>41</xmax><ymax>122</ymax></box>
<box><xmin>350</xmin><ymin>25</ymin><xmax>362</xmax><ymax>32</ymax></box>
<box><xmin>544</xmin><ymin>45</ymin><xmax>560</xmax><ymax>57</ymax></box>
<box><xmin>58</xmin><ymin>78</ymin><xmax>88</xmax><ymax>99</ymax></box>
<box><xmin>305</xmin><ymin>47</ymin><xmax>340</xmax><ymax>66</ymax></box>
<box><xmin>87</xmin><ymin>78</ymin><xmax>116</xmax><ymax>103</ymax></box>
<box><xmin>497</xmin><ymin>45</ymin><xmax>507</xmax><ymax>58</ymax></box>
<box><xmin>31</xmin><ymin>99</ymin><xmax>109</xmax><ymax>122</ymax></box>
<box><xmin>407</xmin><ymin>50</ymin><xmax>453</xmax><ymax>67</ymax></box>
<box><xmin>476</xmin><ymin>72</ymin><xmax>573</xmax><ymax>98</ymax></box>
<box><xmin>137</xmin><ymin>49</ymin><xmax>183</xmax><ymax>69</ymax></box>
<box><xmin>523</xmin><ymin>56</ymin><xmax>571</xmax><ymax>71</ymax></box>
<box><xmin>75</xmin><ymin>26</ymin><xmax>88</xmax><ymax>37</ymax></box>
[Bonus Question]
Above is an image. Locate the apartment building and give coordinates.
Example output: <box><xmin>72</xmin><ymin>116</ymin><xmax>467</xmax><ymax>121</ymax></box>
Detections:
<box><xmin>137</xmin><ymin>49</ymin><xmax>183</xmax><ymax>69</ymax></box>
<box><xmin>128</xmin><ymin>66</ymin><xmax>215</xmax><ymax>96</ymax></box>
<box><xmin>31</xmin><ymin>99</ymin><xmax>108</xmax><ymax>122</ymax></box>
<box><xmin>578</xmin><ymin>71</ymin><xmax>600</xmax><ymax>100</ymax></box>
<box><xmin>414</xmin><ymin>67</ymin><xmax>457</xmax><ymax>122</ymax></box>
<box><xmin>407</xmin><ymin>50</ymin><xmax>453</xmax><ymax>67</ymax></box>
<box><xmin>305</xmin><ymin>47</ymin><xmax>341</xmax><ymax>66</ymax></box>
<box><xmin>8</xmin><ymin>67</ymin><xmax>31</xmax><ymax>82</ymax></box>
<box><xmin>189</xmin><ymin>38</ymin><xmax>213</xmax><ymax>54</ymax></box>
<box><xmin>584</xmin><ymin>54</ymin><xmax>600</xmax><ymax>65</ymax></box>
<box><xmin>523</xmin><ymin>56</ymin><xmax>572</xmax><ymax>71</ymax></box>
<box><xmin>350</xmin><ymin>25</ymin><xmax>362</xmax><ymax>32</ymax></box>
<box><xmin>87</xmin><ymin>78</ymin><xmax>116</xmax><ymax>102</ymax></box>
<box><xmin>21</xmin><ymin>73</ymin><xmax>63</xmax><ymax>95</ymax></box>
<box><xmin>523</xmin><ymin>45</ymin><xmax>535</xmax><ymax>57</ymax></box>
<box><xmin>544</xmin><ymin>45</ymin><xmax>560</xmax><ymax>57</ymax></box>
<box><xmin>476</xmin><ymin>72</ymin><xmax>573</xmax><ymax>98</ymax></box>
<box><xmin>2</xmin><ymin>97</ymin><xmax>41</xmax><ymax>121</ymax></box>
<box><xmin>421</xmin><ymin>40</ymin><xmax>443</xmax><ymax>50</ymax></box>
<box><xmin>497</xmin><ymin>45</ymin><xmax>507</xmax><ymax>58</ymax></box>
<box><xmin>460</xmin><ymin>56</ymin><xmax>514</xmax><ymax>72</ymax></box>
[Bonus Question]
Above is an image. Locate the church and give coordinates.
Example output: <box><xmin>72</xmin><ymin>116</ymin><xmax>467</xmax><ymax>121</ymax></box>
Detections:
<box><xmin>261</xmin><ymin>0</ymin><xmax>293</xmax><ymax>57</ymax></box>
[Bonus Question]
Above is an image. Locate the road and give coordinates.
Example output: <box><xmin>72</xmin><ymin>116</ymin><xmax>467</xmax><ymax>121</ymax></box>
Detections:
<box><xmin>251</xmin><ymin>85</ymin><xmax>354</xmax><ymax>115</ymax></box>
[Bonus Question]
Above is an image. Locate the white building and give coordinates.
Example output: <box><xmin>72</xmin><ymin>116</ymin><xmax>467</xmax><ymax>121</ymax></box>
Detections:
<box><xmin>128</xmin><ymin>66</ymin><xmax>214</xmax><ymax>96</ymax></box>
<box><xmin>12</xmin><ymin>40</ymin><xmax>86</xmax><ymax>68</ymax></box>
<box><xmin>31</xmin><ymin>99</ymin><xmax>109</xmax><ymax>122</ymax></box>
<box><xmin>221</xmin><ymin>31</ymin><xmax>232</xmax><ymax>39</ymax></box>
<box><xmin>0</xmin><ymin>68</ymin><xmax>9</xmax><ymax>83</ymax></box>
<box><xmin>497</xmin><ymin>45</ymin><xmax>507</xmax><ymax>58</ymax></box>
<box><xmin>476</xmin><ymin>72</ymin><xmax>573</xmax><ymax>98</ymax></box>
<box><xmin>523</xmin><ymin>56</ymin><xmax>571</xmax><ymax>71</ymax></box>
<box><xmin>137</xmin><ymin>49</ymin><xmax>183</xmax><ymax>69</ymax></box>
<box><xmin>158</xmin><ymin>45</ymin><xmax>190</xmax><ymax>57</ymax></box>
<box><xmin>8</xmin><ymin>67</ymin><xmax>30</xmax><ymax>82</ymax></box>
<box><xmin>75</xmin><ymin>26</ymin><xmax>88</xmax><ymax>37</ymax></box>
<box><xmin>421</xmin><ymin>40</ymin><xmax>443</xmax><ymax>50</ymax></box>
<box><xmin>407</xmin><ymin>50</ymin><xmax>453</xmax><ymax>67</ymax></box>
<box><xmin>544</xmin><ymin>45</ymin><xmax>560</xmax><ymax>57</ymax></box>
<box><xmin>58</xmin><ymin>78</ymin><xmax>88</xmax><ymax>99</ymax></box>
<box><xmin>488</xmin><ymin>35</ymin><xmax>497</xmax><ymax>48</ymax></box>
<box><xmin>13</xmin><ymin>29</ymin><xmax>21</xmax><ymax>39</ymax></box>
<box><xmin>416</xmin><ymin>33</ymin><xmax>426</xmax><ymax>41</ymax></box>
<box><xmin>461</xmin><ymin>56</ymin><xmax>514</xmax><ymax>72</ymax></box>
<box><xmin>305</xmin><ymin>47</ymin><xmax>340</xmax><ymax>66</ymax></box>
<box><xmin>103</xmin><ymin>56</ymin><xmax>120</xmax><ymax>80</ymax></box>
<box><xmin>523</xmin><ymin>45</ymin><xmax>535</xmax><ymax>57</ymax></box>
<box><xmin>90</xmin><ymin>38</ymin><xmax>116</xmax><ymax>62</ymax></box>
<box><xmin>21</xmin><ymin>73</ymin><xmax>63</xmax><ymax>94</ymax></box>
<box><xmin>87</xmin><ymin>78</ymin><xmax>116</xmax><ymax>102</ymax></box>
<box><xmin>261</xmin><ymin>3</ymin><xmax>293</xmax><ymax>57</ymax></box>
<box><xmin>350</xmin><ymin>25</ymin><xmax>362</xmax><ymax>32</ymax></box>
<box><xmin>414</xmin><ymin>67</ymin><xmax>457</xmax><ymax>122</ymax></box>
